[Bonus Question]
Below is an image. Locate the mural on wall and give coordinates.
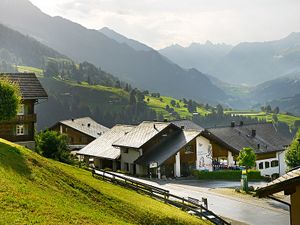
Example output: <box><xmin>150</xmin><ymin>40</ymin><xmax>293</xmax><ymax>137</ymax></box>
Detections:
<box><xmin>197</xmin><ymin>141</ymin><xmax>213</xmax><ymax>170</ymax></box>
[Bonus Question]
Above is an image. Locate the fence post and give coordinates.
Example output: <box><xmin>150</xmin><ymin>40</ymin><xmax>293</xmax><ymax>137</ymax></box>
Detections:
<box><xmin>202</xmin><ymin>197</ymin><xmax>208</xmax><ymax>209</ymax></box>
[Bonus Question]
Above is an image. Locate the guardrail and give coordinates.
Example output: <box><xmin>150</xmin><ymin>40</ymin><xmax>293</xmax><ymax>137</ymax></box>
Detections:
<box><xmin>92</xmin><ymin>169</ymin><xmax>231</xmax><ymax>225</ymax></box>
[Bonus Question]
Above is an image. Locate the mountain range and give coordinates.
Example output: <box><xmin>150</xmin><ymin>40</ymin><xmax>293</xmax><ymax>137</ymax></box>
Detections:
<box><xmin>0</xmin><ymin>0</ymin><xmax>226</xmax><ymax>104</ymax></box>
<box><xmin>160</xmin><ymin>33</ymin><xmax>300</xmax><ymax>85</ymax></box>
<box><xmin>0</xmin><ymin>0</ymin><xmax>300</xmax><ymax>116</ymax></box>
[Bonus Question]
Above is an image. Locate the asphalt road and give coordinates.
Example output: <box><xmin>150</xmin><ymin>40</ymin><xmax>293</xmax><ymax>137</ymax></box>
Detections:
<box><xmin>110</xmin><ymin>174</ymin><xmax>290</xmax><ymax>225</ymax></box>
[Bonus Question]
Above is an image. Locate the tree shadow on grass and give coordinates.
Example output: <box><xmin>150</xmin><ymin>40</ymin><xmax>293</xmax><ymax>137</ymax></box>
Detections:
<box><xmin>0</xmin><ymin>142</ymin><xmax>32</xmax><ymax>177</ymax></box>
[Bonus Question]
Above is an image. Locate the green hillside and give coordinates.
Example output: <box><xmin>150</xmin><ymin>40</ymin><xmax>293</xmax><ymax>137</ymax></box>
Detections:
<box><xmin>145</xmin><ymin>95</ymin><xmax>210</xmax><ymax>120</ymax></box>
<box><xmin>225</xmin><ymin>110</ymin><xmax>300</xmax><ymax>127</ymax></box>
<box><xmin>0</xmin><ymin>139</ymin><xmax>206</xmax><ymax>225</ymax></box>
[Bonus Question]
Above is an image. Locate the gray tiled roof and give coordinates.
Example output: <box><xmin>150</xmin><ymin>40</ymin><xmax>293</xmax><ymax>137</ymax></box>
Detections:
<box><xmin>58</xmin><ymin>117</ymin><xmax>109</xmax><ymax>139</ymax></box>
<box><xmin>256</xmin><ymin>167</ymin><xmax>300</xmax><ymax>197</ymax></box>
<box><xmin>171</xmin><ymin>120</ymin><xmax>204</xmax><ymax>131</ymax></box>
<box><xmin>113</xmin><ymin>121</ymin><xmax>172</xmax><ymax>149</ymax></box>
<box><xmin>135</xmin><ymin>130</ymin><xmax>201</xmax><ymax>166</ymax></box>
<box><xmin>0</xmin><ymin>73</ymin><xmax>48</xmax><ymax>99</ymax></box>
<box><xmin>204</xmin><ymin>123</ymin><xmax>291</xmax><ymax>154</ymax></box>
<box><xmin>77</xmin><ymin>125</ymin><xmax>135</xmax><ymax>159</ymax></box>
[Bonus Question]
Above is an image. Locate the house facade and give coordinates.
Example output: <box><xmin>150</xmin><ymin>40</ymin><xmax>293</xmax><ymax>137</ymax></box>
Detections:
<box><xmin>0</xmin><ymin>73</ymin><xmax>48</xmax><ymax>149</ymax></box>
<box><xmin>202</xmin><ymin>122</ymin><xmax>291</xmax><ymax>178</ymax></box>
<box><xmin>78</xmin><ymin>120</ymin><xmax>206</xmax><ymax>178</ymax></box>
<box><xmin>50</xmin><ymin>117</ymin><xmax>109</xmax><ymax>151</ymax></box>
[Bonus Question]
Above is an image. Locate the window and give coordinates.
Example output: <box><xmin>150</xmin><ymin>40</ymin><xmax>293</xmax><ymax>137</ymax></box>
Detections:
<box><xmin>265</xmin><ymin>161</ymin><xmax>270</xmax><ymax>168</ymax></box>
<box><xmin>16</xmin><ymin>125</ymin><xmax>25</xmax><ymax>136</ymax></box>
<box><xmin>123</xmin><ymin>148</ymin><xmax>129</xmax><ymax>153</ymax></box>
<box><xmin>124</xmin><ymin>163</ymin><xmax>129</xmax><ymax>171</ymax></box>
<box><xmin>17</xmin><ymin>104</ymin><xmax>25</xmax><ymax>116</ymax></box>
<box><xmin>258</xmin><ymin>162</ymin><xmax>264</xmax><ymax>169</ymax></box>
<box><xmin>271</xmin><ymin>160</ymin><xmax>279</xmax><ymax>167</ymax></box>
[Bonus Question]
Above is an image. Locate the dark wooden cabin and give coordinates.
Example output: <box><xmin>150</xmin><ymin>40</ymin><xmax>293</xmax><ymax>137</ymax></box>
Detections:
<box><xmin>0</xmin><ymin>73</ymin><xmax>48</xmax><ymax>149</ymax></box>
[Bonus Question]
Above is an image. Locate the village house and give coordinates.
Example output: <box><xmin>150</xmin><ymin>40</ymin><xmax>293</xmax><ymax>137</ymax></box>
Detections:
<box><xmin>77</xmin><ymin>124</ymin><xmax>135</xmax><ymax>170</ymax></box>
<box><xmin>202</xmin><ymin>122</ymin><xmax>291</xmax><ymax>179</ymax></box>
<box><xmin>0</xmin><ymin>73</ymin><xmax>48</xmax><ymax>149</ymax></box>
<box><xmin>256</xmin><ymin>167</ymin><xmax>300</xmax><ymax>225</ymax></box>
<box><xmin>78</xmin><ymin>120</ymin><xmax>205</xmax><ymax>178</ymax></box>
<box><xmin>50</xmin><ymin>117</ymin><xmax>109</xmax><ymax>151</ymax></box>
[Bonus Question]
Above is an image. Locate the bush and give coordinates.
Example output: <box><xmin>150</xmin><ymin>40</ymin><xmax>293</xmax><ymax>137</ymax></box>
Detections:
<box><xmin>35</xmin><ymin>130</ymin><xmax>74</xmax><ymax>164</ymax></box>
<box><xmin>192</xmin><ymin>170</ymin><xmax>262</xmax><ymax>180</ymax></box>
<box><xmin>0</xmin><ymin>77</ymin><xmax>21</xmax><ymax>121</ymax></box>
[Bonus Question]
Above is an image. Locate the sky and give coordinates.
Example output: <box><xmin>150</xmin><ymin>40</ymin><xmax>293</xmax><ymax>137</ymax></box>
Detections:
<box><xmin>29</xmin><ymin>0</ymin><xmax>300</xmax><ymax>49</ymax></box>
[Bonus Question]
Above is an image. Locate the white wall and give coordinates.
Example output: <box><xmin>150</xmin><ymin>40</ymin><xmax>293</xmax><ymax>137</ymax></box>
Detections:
<box><xmin>196</xmin><ymin>136</ymin><xmax>213</xmax><ymax>171</ymax></box>
<box><xmin>120</xmin><ymin>148</ymin><xmax>145</xmax><ymax>175</ymax></box>
<box><xmin>256</xmin><ymin>151</ymin><xmax>286</xmax><ymax>177</ymax></box>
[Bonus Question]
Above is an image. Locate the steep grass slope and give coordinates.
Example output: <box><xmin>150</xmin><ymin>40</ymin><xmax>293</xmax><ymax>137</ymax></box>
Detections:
<box><xmin>0</xmin><ymin>139</ymin><xmax>206</xmax><ymax>225</ymax></box>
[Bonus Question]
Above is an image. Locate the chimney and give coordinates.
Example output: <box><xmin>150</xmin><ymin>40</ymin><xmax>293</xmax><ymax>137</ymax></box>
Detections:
<box><xmin>71</xmin><ymin>118</ymin><xmax>74</xmax><ymax>122</ymax></box>
<box><xmin>231</xmin><ymin>121</ymin><xmax>235</xmax><ymax>127</ymax></box>
<box><xmin>240</xmin><ymin>121</ymin><xmax>244</xmax><ymax>126</ymax></box>
<box><xmin>153</xmin><ymin>124</ymin><xmax>156</xmax><ymax>129</ymax></box>
<box><xmin>251</xmin><ymin>129</ymin><xmax>256</xmax><ymax>137</ymax></box>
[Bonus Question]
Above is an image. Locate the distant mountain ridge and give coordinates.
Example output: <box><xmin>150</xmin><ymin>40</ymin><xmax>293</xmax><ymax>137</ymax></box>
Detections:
<box><xmin>159</xmin><ymin>33</ymin><xmax>300</xmax><ymax>85</ymax></box>
<box><xmin>0</xmin><ymin>23</ymin><xmax>65</xmax><ymax>68</ymax></box>
<box><xmin>160</xmin><ymin>42</ymin><xmax>232</xmax><ymax>75</ymax></box>
<box><xmin>99</xmin><ymin>27</ymin><xmax>152</xmax><ymax>51</ymax></box>
<box><xmin>0</xmin><ymin>0</ymin><xmax>226</xmax><ymax>104</ymax></box>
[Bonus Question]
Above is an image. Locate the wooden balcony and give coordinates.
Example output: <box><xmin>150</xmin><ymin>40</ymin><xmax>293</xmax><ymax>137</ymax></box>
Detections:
<box><xmin>2</xmin><ymin>114</ymin><xmax>37</xmax><ymax>124</ymax></box>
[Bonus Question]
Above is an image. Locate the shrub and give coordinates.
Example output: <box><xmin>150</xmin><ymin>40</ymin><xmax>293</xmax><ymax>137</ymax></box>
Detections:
<box><xmin>193</xmin><ymin>170</ymin><xmax>262</xmax><ymax>180</ymax></box>
<box><xmin>0</xmin><ymin>77</ymin><xmax>21</xmax><ymax>121</ymax></box>
<box><xmin>35</xmin><ymin>130</ymin><xmax>74</xmax><ymax>164</ymax></box>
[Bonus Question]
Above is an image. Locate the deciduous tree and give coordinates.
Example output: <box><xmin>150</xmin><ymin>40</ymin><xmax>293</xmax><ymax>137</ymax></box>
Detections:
<box><xmin>285</xmin><ymin>129</ymin><xmax>300</xmax><ymax>169</ymax></box>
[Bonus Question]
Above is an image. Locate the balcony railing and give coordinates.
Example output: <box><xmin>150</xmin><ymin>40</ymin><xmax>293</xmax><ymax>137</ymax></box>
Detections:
<box><xmin>1</xmin><ymin>114</ymin><xmax>37</xmax><ymax>123</ymax></box>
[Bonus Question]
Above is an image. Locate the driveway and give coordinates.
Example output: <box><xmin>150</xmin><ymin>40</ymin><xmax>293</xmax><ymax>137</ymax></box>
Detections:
<box><xmin>111</xmin><ymin>174</ymin><xmax>290</xmax><ymax>225</ymax></box>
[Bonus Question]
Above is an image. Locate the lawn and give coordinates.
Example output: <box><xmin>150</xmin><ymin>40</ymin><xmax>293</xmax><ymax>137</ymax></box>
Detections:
<box><xmin>0</xmin><ymin>139</ymin><xmax>207</xmax><ymax>225</ymax></box>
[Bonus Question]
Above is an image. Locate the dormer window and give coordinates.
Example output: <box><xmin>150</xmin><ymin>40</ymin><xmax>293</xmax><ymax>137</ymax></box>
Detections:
<box><xmin>17</xmin><ymin>104</ymin><xmax>25</xmax><ymax>116</ymax></box>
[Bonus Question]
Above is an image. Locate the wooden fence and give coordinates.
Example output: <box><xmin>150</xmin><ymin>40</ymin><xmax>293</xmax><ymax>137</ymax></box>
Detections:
<box><xmin>92</xmin><ymin>169</ymin><xmax>231</xmax><ymax>225</ymax></box>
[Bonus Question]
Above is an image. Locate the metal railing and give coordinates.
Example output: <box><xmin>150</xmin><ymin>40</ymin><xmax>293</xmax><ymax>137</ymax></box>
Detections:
<box><xmin>92</xmin><ymin>169</ymin><xmax>231</xmax><ymax>225</ymax></box>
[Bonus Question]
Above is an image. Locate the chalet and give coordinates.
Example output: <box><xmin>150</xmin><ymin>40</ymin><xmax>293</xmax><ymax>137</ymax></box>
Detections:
<box><xmin>202</xmin><ymin>122</ymin><xmax>291</xmax><ymax>179</ymax></box>
<box><xmin>256</xmin><ymin>167</ymin><xmax>300</xmax><ymax>225</ymax></box>
<box><xmin>78</xmin><ymin>120</ymin><xmax>204</xmax><ymax>178</ymax></box>
<box><xmin>77</xmin><ymin>124</ymin><xmax>136</xmax><ymax>170</ymax></box>
<box><xmin>0</xmin><ymin>73</ymin><xmax>48</xmax><ymax>149</ymax></box>
<box><xmin>50</xmin><ymin>117</ymin><xmax>109</xmax><ymax>150</ymax></box>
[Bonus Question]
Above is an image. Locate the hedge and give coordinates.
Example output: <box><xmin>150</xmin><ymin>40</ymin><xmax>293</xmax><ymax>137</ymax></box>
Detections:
<box><xmin>192</xmin><ymin>170</ymin><xmax>263</xmax><ymax>180</ymax></box>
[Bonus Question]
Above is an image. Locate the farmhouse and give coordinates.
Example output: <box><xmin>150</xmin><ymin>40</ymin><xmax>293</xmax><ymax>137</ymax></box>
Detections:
<box><xmin>202</xmin><ymin>122</ymin><xmax>291</xmax><ymax>178</ymax></box>
<box><xmin>0</xmin><ymin>73</ymin><xmax>48</xmax><ymax>149</ymax></box>
<box><xmin>50</xmin><ymin>117</ymin><xmax>109</xmax><ymax>150</ymax></box>
<box><xmin>256</xmin><ymin>167</ymin><xmax>300</xmax><ymax>225</ymax></box>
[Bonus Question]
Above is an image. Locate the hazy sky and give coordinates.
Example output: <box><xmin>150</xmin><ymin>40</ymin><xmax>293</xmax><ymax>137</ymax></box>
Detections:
<box><xmin>29</xmin><ymin>0</ymin><xmax>300</xmax><ymax>49</ymax></box>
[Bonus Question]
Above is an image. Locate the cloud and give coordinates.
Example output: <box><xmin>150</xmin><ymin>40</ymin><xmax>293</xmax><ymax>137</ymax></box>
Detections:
<box><xmin>29</xmin><ymin>0</ymin><xmax>300</xmax><ymax>49</ymax></box>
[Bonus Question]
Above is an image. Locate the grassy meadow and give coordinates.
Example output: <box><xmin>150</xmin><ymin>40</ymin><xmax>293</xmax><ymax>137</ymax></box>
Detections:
<box><xmin>0</xmin><ymin>139</ymin><xmax>207</xmax><ymax>225</ymax></box>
